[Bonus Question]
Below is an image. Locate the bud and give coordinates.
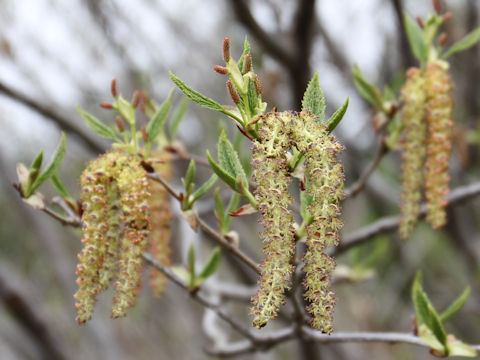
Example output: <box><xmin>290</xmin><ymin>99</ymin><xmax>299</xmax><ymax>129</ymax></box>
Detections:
<box><xmin>442</xmin><ymin>11</ymin><xmax>453</xmax><ymax>22</ymax></box>
<box><xmin>141</xmin><ymin>125</ymin><xmax>149</xmax><ymax>143</ymax></box>
<box><xmin>242</xmin><ymin>54</ymin><xmax>252</xmax><ymax>74</ymax></box>
<box><xmin>437</xmin><ymin>32</ymin><xmax>448</xmax><ymax>46</ymax></box>
<box><xmin>432</xmin><ymin>0</ymin><xmax>441</xmax><ymax>13</ymax></box>
<box><xmin>223</xmin><ymin>37</ymin><xmax>231</xmax><ymax>63</ymax></box>
<box><xmin>226</xmin><ymin>80</ymin><xmax>241</xmax><ymax>104</ymax></box>
<box><xmin>115</xmin><ymin>116</ymin><xmax>126</xmax><ymax>132</ymax></box>
<box><xmin>111</xmin><ymin>78</ymin><xmax>118</xmax><ymax>97</ymax></box>
<box><xmin>213</xmin><ymin>65</ymin><xmax>228</xmax><ymax>75</ymax></box>
<box><xmin>100</xmin><ymin>102</ymin><xmax>113</xmax><ymax>109</ymax></box>
<box><xmin>131</xmin><ymin>90</ymin><xmax>140</xmax><ymax>108</ymax></box>
<box><xmin>254</xmin><ymin>74</ymin><xmax>263</xmax><ymax>95</ymax></box>
<box><xmin>416</xmin><ymin>16</ymin><xmax>424</xmax><ymax>29</ymax></box>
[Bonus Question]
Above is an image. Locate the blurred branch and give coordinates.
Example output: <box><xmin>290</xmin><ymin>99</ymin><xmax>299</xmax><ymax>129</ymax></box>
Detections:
<box><xmin>0</xmin><ymin>80</ymin><xmax>103</xmax><ymax>153</ymax></box>
<box><xmin>390</xmin><ymin>0</ymin><xmax>416</xmax><ymax>69</ymax></box>
<box><xmin>0</xmin><ymin>275</ymin><xmax>67</xmax><ymax>360</ymax></box>
<box><xmin>344</xmin><ymin>139</ymin><xmax>388</xmax><ymax>198</ymax></box>
<box><xmin>148</xmin><ymin>172</ymin><xmax>262</xmax><ymax>275</ymax></box>
<box><xmin>336</xmin><ymin>181</ymin><xmax>480</xmax><ymax>255</ymax></box>
<box><xmin>143</xmin><ymin>253</ymin><xmax>254</xmax><ymax>340</ymax></box>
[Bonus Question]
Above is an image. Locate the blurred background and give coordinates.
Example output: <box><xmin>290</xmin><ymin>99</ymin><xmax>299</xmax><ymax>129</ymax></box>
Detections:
<box><xmin>0</xmin><ymin>0</ymin><xmax>479</xmax><ymax>359</ymax></box>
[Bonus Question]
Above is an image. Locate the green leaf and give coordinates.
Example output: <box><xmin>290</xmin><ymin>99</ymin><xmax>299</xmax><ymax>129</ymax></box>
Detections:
<box><xmin>448</xmin><ymin>340</ymin><xmax>477</xmax><ymax>357</ymax></box>
<box><xmin>247</xmin><ymin>78</ymin><xmax>258</xmax><ymax>115</ymax></box>
<box><xmin>214</xmin><ymin>188</ymin><xmax>225</xmax><ymax>224</ymax></box>
<box><xmin>206</xmin><ymin>150</ymin><xmax>237</xmax><ymax>191</ymax></box>
<box><xmin>191</xmin><ymin>174</ymin><xmax>218</xmax><ymax>204</ymax></box>
<box><xmin>184</xmin><ymin>160</ymin><xmax>196</xmax><ymax>192</ymax></box>
<box><xmin>326</xmin><ymin>97</ymin><xmax>349</xmax><ymax>133</ymax></box>
<box><xmin>198</xmin><ymin>247</ymin><xmax>221</xmax><ymax>281</ymax></box>
<box><xmin>29</xmin><ymin>151</ymin><xmax>43</xmax><ymax>171</ymax></box>
<box><xmin>352</xmin><ymin>65</ymin><xmax>384</xmax><ymax>110</ymax></box>
<box><xmin>404</xmin><ymin>13</ymin><xmax>427</xmax><ymax>63</ymax></box>
<box><xmin>76</xmin><ymin>106</ymin><xmax>119</xmax><ymax>141</ymax></box>
<box><xmin>170</xmin><ymin>97</ymin><xmax>189</xmax><ymax>139</ymax></box>
<box><xmin>218</xmin><ymin>130</ymin><xmax>248</xmax><ymax>187</ymax></box>
<box><xmin>116</xmin><ymin>96</ymin><xmax>136</xmax><ymax>125</ymax></box>
<box><xmin>302</xmin><ymin>72</ymin><xmax>326</xmax><ymax>122</ymax></box>
<box><xmin>440</xmin><ymin>286</ymin><xmax>471</xmax><ymax>323</ymax></box>
<box><xmin>188</xmin><ymin>242</ymin><xmax>196</xmax><ymax>289</ymax></box>
<box><xmin>443</xmin><ymin>27</ymin><xmax>480</xmax><ymax>59</ymax></box>
<box><xmin>237</xmin><ymin>36</ymin><xmax>251</xmax><ymax>71</ymax></box>
<box><xmin>50</xmin><ymin>174</ymin><xmax>72</xmax><ymax>199</ymax></box>
<box><xmin>29</xmin><ymin>133</ymin><xmax>66</xmax><ymax>195</ymax></box>
<box><xmin>146</xmin><ymin>89</ymin><xmax>173</xmax><ymax>145</ymax></box>
<box><xmin>412</xmin><ymin>272</ymin><xmax>448</xmax><ymax>352</ymax></box>
<box><xmin>170</xmin><ymin>72</ymin><xmax>224</xmax><ymax>112</ymax></box>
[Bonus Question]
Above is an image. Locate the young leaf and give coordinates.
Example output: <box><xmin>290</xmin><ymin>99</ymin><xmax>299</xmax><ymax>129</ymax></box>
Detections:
<box><xmin>214</xmin><ymin>188</ymin><xmax>225</xmax><ymax>224</ymax></box>
<box><xmin>50</xmin><ymin>174</ymin><xmax>72</xmax><ymax>199</ymax></box>
<box><xmin>184</xmin><ymin>160</ymin><xmax>196</xmax><ymax>191</ymax></box>
<box><xmin>29</xmin><ymin>151</ymin><xmax>43</xmax><ymax>171</ymax></box>
<box><xmin>443</xmin><ymin>27</ymin><xmax>480</xmax><ymax>59</ymax></box>
<box><xmin>237</xmin><ymin>36</ymin><xmax>251</xmax><ymax>72</ymax></box>
<box><xmin>412</xmin><ymin>272</ymin><xmax>448</xmax><ymax>352</ymax></box>
<box><xmin>404</xmin><ymin>13</ymin><xmax>427</xmax><ymax>63</ymax></box>
<box><xmin>247</xmin><ymin>78</ymin><xmax>258</xmax><ymax>115</ymax></box>
<box><xmin>302</xmin><ymin>72</ymin><xmax>326</xmax><ymax>122</ymax></box>
<box><xmin>188</xmin><ymin>243</ymin><xmax>196</xmax><ymax>289</ymax></box>
<box><xmin>29</xmin><ymin>132</ymin><xmax>66</xmax><ymax>195</ymax></box>
<box><xmin>170</xmin><ymin>97</ymin><xmax>189</xmax><ymax>139</ymax></box>
<box><xmin>76</xmin><ymin>106</ymin><xmax>119</xmax><ymax>141</ymax></box>
<box><xmin>206</xmin><ymin>150</ymin><xmax>237</xmax><ymax>190</ymax></box>
<box><xmin>448</xmin><ymin>341</ymin><xmax>477</xmax><ymax>357</ymax></box>
<box><xmin>198</xmin><ymin>247</ymin><xmax>221</xmax><ymax>281</ymax></box>
<box><xmin>352</xmin><ymin>65</ymin><xmax>384</xmax><ymax>110</ymax></box>
<box><xmin>326</xmin><ymin>97</ymin><xmax>349</xmax><ymax>133</ymax></box>
<box><xmin>116</xmin><ymin>96</ymin><xmax>136</xmax><ymax>125</ymax></box>
<box><xmin>218</xmin><ymin>130</ymin><xmax>248</xmax><ymax>188</ymax></box>
<box><xmin>191</xmin><ymin>174</ymin><xmax>218</xmax><ymax>204</ymax></box>
<box><xmin>440</xmin><ymin>286</ymin><xmax>471</xmax><ymax>323</ymax></box>
<box><xmin>146</xmin><ymin>89</ymin><xmax>174</xmax><ymax>145</ymax></box>
<box><xmin>170</xmin><ymin>72</ymin><xmax>224</xmax><ymax>112</ymax></box>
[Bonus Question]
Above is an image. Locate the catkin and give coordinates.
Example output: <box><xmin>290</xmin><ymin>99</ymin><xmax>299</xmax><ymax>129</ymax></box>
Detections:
<box><xmin>399</xmin><ymin>68</ymin><xmax>428</xmax><ymax>240</ymax></box>
<box><xmin>424</xmin><ymin>60</ymin><xmax>454</xmax><ymax>229</ymax></box>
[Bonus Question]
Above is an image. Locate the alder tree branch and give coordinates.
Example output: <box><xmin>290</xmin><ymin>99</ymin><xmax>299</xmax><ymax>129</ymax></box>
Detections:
<box><xmin>0</xmin><ymin>80</ymin><xmax>104</xmax><ymax>153</ymax></box>
<box><xmin>336</xmin><ymin>181</ymin><xmax>480</xmax><ymax>256</ymax></box>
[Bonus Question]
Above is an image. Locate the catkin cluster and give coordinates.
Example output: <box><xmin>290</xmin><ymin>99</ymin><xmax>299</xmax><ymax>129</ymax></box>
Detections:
<box><xmin>147</xmin><ymin>151</ymin><xmax>173</xmax><ymax>297</ymax></box>
<box><xmin>75</xmin><ymin>150</ymin><xmax>150</xmax><ymax>324</ymax></box>
<box><xmin>250</xmin><ymin>111</ymin><xmax>344</xmax><ymax>332</ymax></box>
<box><xmin>399</xmin><ymin>61</ymin><xmax>454</xmax><ymax>239</ymax></box>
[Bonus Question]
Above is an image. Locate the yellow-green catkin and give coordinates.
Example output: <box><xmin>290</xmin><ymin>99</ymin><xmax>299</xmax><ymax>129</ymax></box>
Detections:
<box><xmin>424</xmin><ymin>60</ymin><xmax>454</xmax><ymax>229</ymax></box>
<box><xmin>399</xmin><ymin>68</ymin><xmax>428</xmax><ymax>240</ymax></box>
<box><xmin>250</xmin><ymin>112</ymin><xmax>296</xmax><ymax>328</ymax></box>
<box><xmin>148</xmin><ymin>151</ymin><xmax>173</xmax><ymax>297</ymax></box>
<box><xmin>250</xmin><ymin>111</ymin><xmax>344</xmax><ymax>332</ymax></box>
<box><xmin>74</xmin><ymin>150</ymin><xmax>150</xmax><ymax>323</ymax></box>
<box><xmin>295</xmin><ymin>112</ymin><xmax>345</xmax><ymax>333</ymax></box>
<box><xmin>111</xmin><ymin>156</ymin><xmax>150</xmax><ymax>318</ymax></box>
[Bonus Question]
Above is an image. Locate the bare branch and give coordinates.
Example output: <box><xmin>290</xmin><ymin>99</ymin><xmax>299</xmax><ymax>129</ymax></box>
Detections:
<box><xmin>0</xmin><ymin>80</ymin><xmax>104</xmax><ymax>153</ymax></box>
<box><xmin>336</xmin><ymin>181</ymin><xmax>480</xmax><ymax>255</ymax></box>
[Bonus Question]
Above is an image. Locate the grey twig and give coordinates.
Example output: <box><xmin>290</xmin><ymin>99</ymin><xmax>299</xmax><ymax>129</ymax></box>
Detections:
<box><xmin>0</xmin><ymin>80</ymin><xmax>103</xmax><ymax>153</ymax></box>
<box><xmin>336</xmin><ymin>181</ymin><xmax>480</xmax><ymax>256</ymax></box>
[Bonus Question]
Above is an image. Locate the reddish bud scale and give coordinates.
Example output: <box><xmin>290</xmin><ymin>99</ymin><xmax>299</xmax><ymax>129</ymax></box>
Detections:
<box><xmin>424</xmin><ymin>61</ymin><xmax>454</xmax><ymax>229</ymax></box>
<box><xmin>226</xmin><ymin>80</ymin><xmax>241</xmax><ymax>104</ymax></box>
<box><xmin>100</xmin><ymin>102</ymin><xmax>113</xmax><ymax>109</ymax></box>
<box><xmin>147</xmin><ymin>150</ymin><xmax>173</xmax><ymax>297</ymax></box>
<box><xmin>213</xmin><ymin>65</ymin><xmax>228</xmax><ymax>75</ymax></box>
<box><xmin>242</xmin><ymin>54</ymin><xmax>252</xmax><ymax>74</ymax></box>
<box><xmin>111</xmin><ymin>78</ymin><xmax>118</xmax><ymax>97</ymax></box>
<box><xmin>223</xmin><ymin>37</ymin><xmax>231</xmax><ymax>63</ymax></box>
<box><xmin>399</xmin><ymin>68</ymin><xmax>428</xmax><ymax>240</ymax></box>
<box><xmin>115</xmin><ymin>116</ymin><xmax>126</xmax><ymax>132</ymax></box>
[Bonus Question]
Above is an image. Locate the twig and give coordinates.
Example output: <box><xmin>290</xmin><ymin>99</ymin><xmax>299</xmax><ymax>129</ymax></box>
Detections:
<box><xmin>344</xmin><ymin>141</ymin><xmax>388</xmax><ymax>198</ymax></box>
<box><xmin>142</xmin><ymin>253</ymin><xmax>254</xmax><ymax>340</ymax></box>
<box><xmin>42</xmin><ymin>207</ymin><xmax>80</xmax><ymax>227</ymax></box>
<box><xmin>0</xmin><ymin>80</ymin><xmax>103</xmax><ymax>153</ymax></box>
<box><xmin>0</xmin><ymin>275</ymin><xmax>67</xmax><ymax>360</ymax></box>
<box><xmin>336</xmin><ymin>181</ymin><xmax>480</xmax><ymax>256</ymax></box>
<box><xmin>148</xmin><ymin>172</ymin><xmax>262</xmax><ymax>275</ymax></box>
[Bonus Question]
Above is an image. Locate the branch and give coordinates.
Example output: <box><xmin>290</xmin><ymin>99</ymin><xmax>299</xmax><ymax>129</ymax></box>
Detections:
<box><xmin>336</xmin><ymin>181</ymin><xmax>480</xmax><ymax>255</ymax></box>
<box><xmin>344</xmin><ymin>140</ymin><xmax>388</xmax><ymax>198</ymax></box>
<box><xmin>0</xmin><ymin>275</ymin><xmax>67</xmax><ymax>360</ymax></box>
<box><xmin>142</xmin><ymin>253</ymin><xmax>254</xmax><ymax>340</ymax></box>
<box><xmin>0</xmin><ymin>80</ymin><xmax>104</xmax><ymax>153</ymax></box>
<box><xmin>147</xmin><ymin>172</ymin><xmax>262</xmax><ymax>275</ymax></box>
